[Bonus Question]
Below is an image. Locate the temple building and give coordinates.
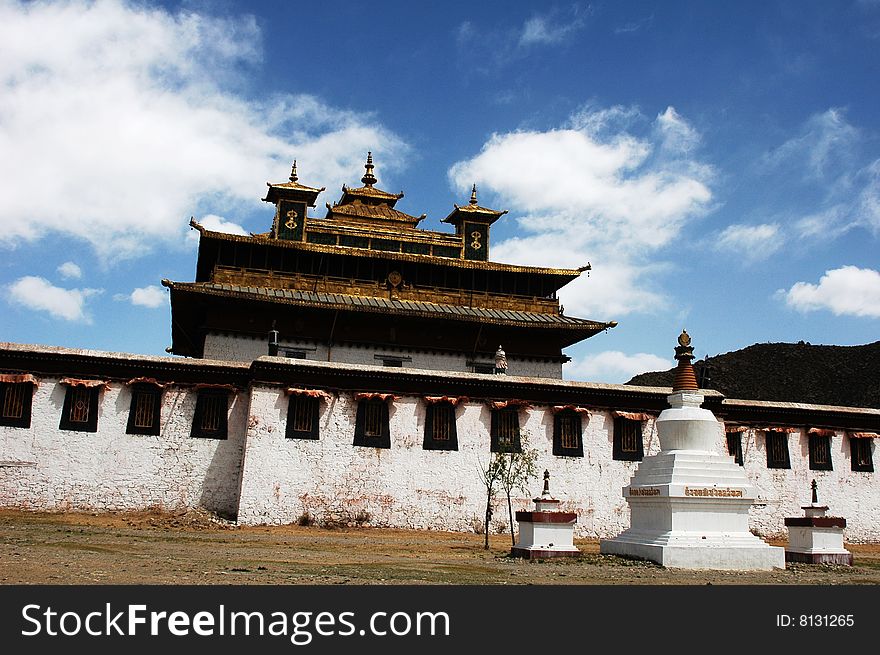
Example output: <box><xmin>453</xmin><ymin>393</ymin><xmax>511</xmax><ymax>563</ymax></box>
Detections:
<box><xmin>163</xmin><ymin>155</ymin><xmax>615</xmax><ymax>377</ymax></box>
<box><xmin>1</xmin><ymin>156</ymin><xmax>878</xmax><ymax>548</ymax></box>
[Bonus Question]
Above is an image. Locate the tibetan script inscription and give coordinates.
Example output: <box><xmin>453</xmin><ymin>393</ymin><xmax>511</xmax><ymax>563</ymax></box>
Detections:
<box><xmin>684</xmin><ymin>487</ymin><xmax>743</xmax><ymax>497</ymax></box>
<box><xmin>629</xmin><ymin>487</ymin><xmax>660</xmax><ymax>496</ymax></box>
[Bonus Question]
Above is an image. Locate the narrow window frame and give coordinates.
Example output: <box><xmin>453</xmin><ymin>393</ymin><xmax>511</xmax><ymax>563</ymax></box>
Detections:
<box><xmin>353</xmin><ymin>398</ymin><xmax>391</xmax><ymax>449</ymax></box>
<box><xmin>764</xmin><ymin>430</ymin><xmax>791</xmax><ymax>469</ymax></box>
<box><xmin>850</xmin><ymin>437</ymin><xmax>874</xmax><ymax>473</ymax></box>
<box><xmin>490</xmin><ymin>407</ymin><xmax>522</xmax><ymax>453</ymax></box>
<box><xmin>808</xmin><ymin>434</ymin><xmax>833</xmax><ymax>471</ymax></box>
<box><xmin>125</xmin><ymin>383</ymin><xmax>163</xmax><ymax>436</ymax></box>
<box><xmin>612</xmin><ymin>416</ymin><xmax>644</xmax><ymax>461</ymax></box>
<box><xmin>553</xmin><ymin>409</ymin><xmax>584</xmax><ymax>457</ymax></box>
<box><xmin>726</xmin><ymin>432</ymin><xmax>744</xmax><ymax>466</ymax></box>
<box><xmin>286</xmin><ymin>394</ymin><xmax>320</xmax><ymax>440</ymax></box>
<box><xmin>191</xmin><ymin>389</ymin><xmax>230</xmax><ymax>440</ymax></box>
<box><xmin>59</xmin><ymin>384</ymin><xmax>101</xmax><ymax>433</ymax></box>
<box><xmin>0</xmin><ymin>381</ymin><xmax>34</xmax><ymax>429</ymax></box>
<box><xmin>423</xmin><ymin>401</ymin><xmax>459</xmax><ymax>451</ymax></box>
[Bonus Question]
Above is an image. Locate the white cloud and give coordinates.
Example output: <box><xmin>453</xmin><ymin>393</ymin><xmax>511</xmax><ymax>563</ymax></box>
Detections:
<box><xmin>714</xmin><ymin>223</ymin><xmax>783</xmax><ymax>261</ymax></box>
<box><xmin>564</xmin><ymin>350</ymin><xmax>672</xmax><ymax>384</ymax></box>
<box><xmin>6</xmin><ymin>275</ymin><xmax>102</xmax><ymax>322</ymax></box>
<box><xmin>0</xmin><ymin>0</ymin><xmax>407</xmax><ymax>262</ymax></box>
<box><xmin>122</xmin><ymin>285</ymin><xmax>167</xmax><ymax>309</ymax></box>
<box><xmin>191</xmin><ymin>213</ymin><xmax>249</xmax><ymax>240</ymax></box>
<box><xmin>781</xmin><ymin>266</ymin><xmax>880</xmax><ymax>318</ymax></box>
<box><xmin>519</xmin><ymin>14</ymin><xmax>585</xmax><ymax>46</ymax></box>
<box><xmin>448</xmin><ymin>106</ymin><xmax>713</xmax><ymax>318</ymax></box>
<box><xmin>57</xmin><ymin>261</ymin><xmax>83</xmax><ymax>280</ymax></box>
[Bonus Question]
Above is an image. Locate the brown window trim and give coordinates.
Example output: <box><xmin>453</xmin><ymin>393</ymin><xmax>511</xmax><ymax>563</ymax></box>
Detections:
<box><xmin>353</xmin><ymin>398</ymin><xmax>390</xmax><ymax>449</ymax></box>
<box><xmin>59</xmin><ymin>385</ymin><xmax>101</xmax><ymax>433</ymax></box>
<box><xmin>553</xmin><ymin>409</ymin><xmax>583</xmax><ymax>457</ymax></box>
<box><xmin>0</xmin><ymin>381</ymin><xmax>34</xmax><ymax>429</ymax></box>
<box><xmin>423</xmin><ymin>401</ymin><xmax>458</xmax><ymax>451</ymax></box>
<box><xmin>808</xmin><ymin>434</ymin><xmax>833</xmax><ymax>471</ymax></box>
<box><xmin>286</xmin><ymin>394</ymin><xmax>320</xmax><ymax>440</ymax></box>
<box><xmin>850</xmin><ymin>438</ymin><xmax>874</xmax><ymax>473</ymax></box>
<box><xmin>726</xmin><ymin>432</ymin><xmax>744</xmax><ymax>466</ymax></box>
<box><xmin>191</xmin><ymin>389</ymin><xmax>230</xmax><ymax>440</ymax></box>
<box><xmin>490</xmin><ymin>407</ymin><xmax>521</xmax><ymax>453</ymax></box>
<box><xmin>126</xmin><ymin>383</ymin><xmax>163</xmax><ymax>436</ymax></box>
<box><xmin>765</xmin><ymin>431</ymin><xmax>791</xmax><ymax>469</ymax></box>
<box><xmin>612</xmin><ymin>416</ymin><xmax>643</xmax><ymax>461</ymax></box>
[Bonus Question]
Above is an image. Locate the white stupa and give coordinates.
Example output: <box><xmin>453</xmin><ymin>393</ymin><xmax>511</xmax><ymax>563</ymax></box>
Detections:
<box><xmin>600</xmin><ymin>330</ymin><xmax>785</xmax><ymax>570</ymax></box>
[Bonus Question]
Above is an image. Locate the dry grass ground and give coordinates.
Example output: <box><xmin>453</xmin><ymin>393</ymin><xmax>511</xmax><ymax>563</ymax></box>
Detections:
<box><xmin>2</xmin><ymin>508</ymin><xmax>880</xmax><ymax>585</ymax></box>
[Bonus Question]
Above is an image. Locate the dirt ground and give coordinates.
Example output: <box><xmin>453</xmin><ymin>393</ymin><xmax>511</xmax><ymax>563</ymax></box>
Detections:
<box><xmin>2</xmin><ymin>508</ymin><xmax>879</xmax><ymax>585</ymax></box>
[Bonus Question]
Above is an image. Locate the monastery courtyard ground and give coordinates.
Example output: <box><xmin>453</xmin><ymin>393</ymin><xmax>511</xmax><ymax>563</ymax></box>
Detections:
<box><xmin>2</xmin><ymin>509</ymin><xmax>879</xmax><ymax>585</ymax></box>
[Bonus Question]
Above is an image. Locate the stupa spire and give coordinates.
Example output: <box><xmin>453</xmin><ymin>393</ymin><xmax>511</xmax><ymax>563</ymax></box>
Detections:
<box><xmin>361</xmin><ymin>151</ymin><xmax>377</xmax><ymax>187</ymax></box>
<box><xmin>289</xmin><ymin>160</ymin><xmax>298</xmax><ymax>183</ymax></box>
<box><xmin>671</xmin><ymin>329</ymin><xmax>699</xmax><ymax>392</ymax></box>
<box><xmin>470</xmin><ymin>184</ymin><xmax>478</xmax><ymax>205</ymax></box>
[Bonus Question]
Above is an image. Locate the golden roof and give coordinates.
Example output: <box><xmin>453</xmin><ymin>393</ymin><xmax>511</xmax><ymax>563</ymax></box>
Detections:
<box><xmin>442</xmin><ymin>184</ymin><xmax>507</xmax><ymax>224</ymax></box>
<box><xmin>263</xmin><ymin>160</ymin><xmax>325</xmax><ymax>205</ymax></box>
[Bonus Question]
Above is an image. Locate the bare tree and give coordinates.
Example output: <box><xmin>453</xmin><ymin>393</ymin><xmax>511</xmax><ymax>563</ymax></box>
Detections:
<box><xmin>477</xmin><ymin>453</ymin><xmax>506</xmax><ymax>550</ymax></box>
<box><xmin>497</xmin><ymin>437</ymin><xmax>540</xmax><ymax>546</ymax></box>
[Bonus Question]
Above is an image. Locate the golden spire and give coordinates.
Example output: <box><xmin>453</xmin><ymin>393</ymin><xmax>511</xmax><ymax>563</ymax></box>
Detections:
<box><xmin>289</xmin><ymin>160</ymin><xmax>298</xmax><ymax>183</ymax></box>
<box><xmin>470</xmin><ymin>184</ymin><xmax>478</xmax><ymax>205</ymax></box>
<box><xmin>361</xmin><ymin>151</ymin><xmax>377</xmax><ymax>187</ymax></box>
<box><xmin>672</xmin><ymin>329</ymin><xmax>699</xmax><ymax>392</ymax></box>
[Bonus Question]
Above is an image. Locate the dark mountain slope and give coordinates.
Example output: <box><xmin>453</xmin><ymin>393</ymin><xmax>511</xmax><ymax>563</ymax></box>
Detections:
<box><xmin>627</xmin><ymin>341</ymin><xmax>880</xmax><ymax>409</ymax></box>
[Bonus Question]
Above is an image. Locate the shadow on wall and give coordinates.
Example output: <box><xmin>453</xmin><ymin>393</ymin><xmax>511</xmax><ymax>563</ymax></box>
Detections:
<box><xmin>198</xmin><ymin>396</ymin><xmax>247</xmax><ymax>520</ymax></box>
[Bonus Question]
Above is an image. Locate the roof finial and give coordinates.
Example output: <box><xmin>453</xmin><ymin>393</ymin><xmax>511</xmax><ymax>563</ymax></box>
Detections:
<box><xmin>470</xmin><ymin>184</ymin><xmax>478</xmax><ymax>205</ymax></box>
<box><xmin>362</xmin><ymin>151</ymin><xmax>377</xmax><ymax>187</ymax></box>
<box><xmin>289</xmin><ymin>160</ymin><xmax>298</xmax><ymax>183</ymax></box>
<box><xmin>671</xmin><ymin>329</ymin><xmax>699</xmax><ymax>392</ymax></box>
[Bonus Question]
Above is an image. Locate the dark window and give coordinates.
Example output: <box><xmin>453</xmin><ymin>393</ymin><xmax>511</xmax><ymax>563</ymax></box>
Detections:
<box><xmin>59</xmin><ymin>385</ymin><xmax>100</xmax><ymax>432</ymax></box>
<box><xmin>353</xmin><ymin>399</ymin><xmax>390</xmax><ymax>448</ymax></box>
<box><xmin>726</xmin><ymin>432</ymin><xmax>744</xmax><ymax>466</ymax></box>
<box><xmin>283</xmin><ymin>350</ymin><xmax>307</xmax><ymax>360</ymax></box>
<box><xmin>191</xmin><ymin>390</ymin><xmax>229</xmax><ymax>439</ymax></box>
<box><xmin>613</xmin><ymin>417</ymin><xmax>643</xmax><ymax>461</ymax></box>
<box><xmin>286</xmin><ymin>395</ymin><xmax>320</xmax><ymax>440</ymax></box>
<box><xmin>423</xmin><ymin>402</ymin><xmax>458</xmax><ymax>451</ymax></box>
<box><xmin>126</xmin><ymin>384</ymin><xmax>162</xmax><ymax>436</ymax></box>
<box><xmin>491</xmin><ymin>408</ymin><xmax>521</xmax><ymax>453</ymax></box>
<box><xmin>553</xmin><ymin>410</ymin><xmax>583</xmax><ymax>457</ymax></box>
<box><xmin>472</xmin><ymin>364</ymin><xmax>495</xmax><ymax>374</ymax></box>
<box><xmin>850</xmin><ymin>438</ymin><xmax>874</xmax><ymax>473</ymax></box>
<box><xmin>808</xmin><ymin>434</ymin><xmax>833</xmax><ymax>471</ymax></box>
<box><xmin>0</xmin><ymin>382</ymin><xmax>33</xmax><ymax>428</ymax></box>
<box><xmin>765</xmin><ymin>431</ymin><xmax>791</xmax><ymax>469</ymax></box>
<box><xmin>382</xmin><ymin>359</ymin><xmax>403</xmax><ymax>368</ymax></box>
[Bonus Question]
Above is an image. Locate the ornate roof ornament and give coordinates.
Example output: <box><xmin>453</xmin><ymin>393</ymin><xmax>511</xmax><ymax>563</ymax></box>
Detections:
<box><xmin>470</xmin><ymin>184</ymin><xmax>478</xmax><ymax>206</ymax></box>
<box><xmin>289</xmin><ymin>160</ymin><xmax>298</xmax><ymax>183</ymax></box>
<box><xmin>672</xmin><ymin>329</ymin><xmax>699</xmax><ymax>392</ymax></box>
<box><xmin>361</xmin><ymin>151</ymin><xmax>377</xmax><ymax>187</ymax></box>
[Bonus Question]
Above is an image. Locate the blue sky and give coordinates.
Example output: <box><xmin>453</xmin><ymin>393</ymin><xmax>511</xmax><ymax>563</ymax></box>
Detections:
<box><xmin>1</xmin><ymin>0</ymin><xmax>879</xmax><ymax>383</ymax></box>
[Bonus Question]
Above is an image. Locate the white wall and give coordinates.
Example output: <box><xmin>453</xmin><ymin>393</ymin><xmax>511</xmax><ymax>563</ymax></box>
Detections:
<box><xmin>0</xmin><ymin>378</ymin><xmax>247</xmax><ymax>518</ymax></box>
<box><xmin>2</xmin><ymin>369</ymin><xmax>878</xmax><ymax>542</ymax></box>
<box><xmin>203</xmin><ymin>331</ymin><xmax>563</xmax><ymax>378</ymax></box>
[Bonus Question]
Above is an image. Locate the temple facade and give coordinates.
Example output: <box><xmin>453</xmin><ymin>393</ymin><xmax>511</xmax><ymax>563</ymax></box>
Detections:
<box><xmin>1</xmin><ymin>156</ymin><xmax>878</xmax><ymax>545</ymax></box>
<box><xmin>163</xmin><ymin>156</ymin><xmax>614</xmax><ymax>378</ymax></box>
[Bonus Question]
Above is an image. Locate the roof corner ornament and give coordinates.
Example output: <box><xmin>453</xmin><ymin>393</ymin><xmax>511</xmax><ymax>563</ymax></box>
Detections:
<box><xmin>362</xmin><ymin>151</ymin><xmax>377</xmax><ymax>187</ymax></box>
<box><xmin>470</xmin><ymin>184</ymin><xmax>478</xmax><ymax>205</ymax></box>
<box><xmin>289</xmin><ymin>160</ymin><xmax>298</xmax><ymax>183</ymax></box>
<box><xmin>494</xmin><ymin>345</ymin><xmax>508</xmax><ymax>375</ymax></box>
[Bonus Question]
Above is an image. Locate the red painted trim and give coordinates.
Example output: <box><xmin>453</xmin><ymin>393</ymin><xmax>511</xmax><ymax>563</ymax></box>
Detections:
<box><xmin>515</xmin><ymin>511</ymin><xmax>577</xmax><ymax>523</ymax></box>
<box><xmin>784</xmin><ymin>551</ymin><xmax>852</xmax><ymax>566</ymax></box>
<box><xmin>784</xmin><ymin>517</ymin><xmax>847</xmax><ymax>528</ymax></box>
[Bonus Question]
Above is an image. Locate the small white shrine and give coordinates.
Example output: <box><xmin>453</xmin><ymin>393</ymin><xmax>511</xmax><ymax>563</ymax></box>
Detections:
<box><xmin>600</xmin><ymin>331</ymin><xmax>785</xmax><ymax>570</ymax></box>
<box><xmin>784</xmin><ymin>480</ymin><xmax>853</xmax><ymax>565</ymax></box>
<box><xmin>511</xmin><ymin>470</ymin><xmax>580</xmax><ymax>559</ymax></box>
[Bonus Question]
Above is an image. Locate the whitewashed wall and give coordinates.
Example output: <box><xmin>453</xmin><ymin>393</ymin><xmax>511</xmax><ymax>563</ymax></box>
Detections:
<box><xmin>203</xmin><ymin>332</ymin><xmax>563</xmax><ymax>378</ymax></box>
<box><xmin>0</xmin><ymin>378</ymin><xmax>248</xmax><ymax>518</ymax></box>
<box><xmin>2</xmin><ymin>373</ymin><xmax>878</xmax><ymax>542</ymax></box>
<box><xmin>740</xmin><ymin>429</ymin><xmax>879</xmax><ymax>542</ymax></box>
<box><xmin>236</xmin><ymin>385</ymin><xmax>656</xmax><ymax>538</ymax></box>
